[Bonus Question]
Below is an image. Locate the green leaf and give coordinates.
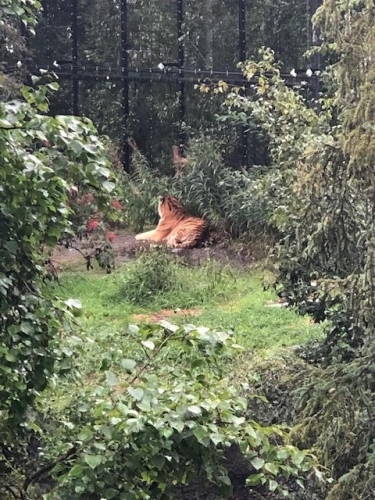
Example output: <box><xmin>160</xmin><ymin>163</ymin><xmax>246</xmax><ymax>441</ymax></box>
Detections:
<box><xmin>4</xmin><ymin>241</ymin><xmax>18</xmax><ymax>254</ymax></box>
<box><xmin>121</xmin><ymin>358</ymin><xmax>137</xmax><ymax>372</ymax></box>
<box><xmin>276</xmin><ymin>449</ymin><xmax>289</xmax><ymax>460</ymax></box>
<box><xmin>103</xmin><ymin>488</ymin><xmax>119</xmax><ymax>499</ymax></box>
<box><xmin>68</xmin><ymin>464</ymin><xmax>85</xmax><ymax>477</ymax></box>
<box><xmin>83</xmin><ymin>454</ymin><xmax>103</xmax><ymax>470</ymax></box>
<box><xmin>250</xmin><ymin>457</ymin><xmax>265</xmax><ymax>470</ymax></box>
<box><xmin>265</xmin><ymin>462</ymin><xmax>279</xmax><ymax>475</ymax></box>
<box><xmin>78</xmin><ymin>428</ymin><xmax>94</xmax><ymax>442</ymax></box>
<box><xmin>105</xmin><ymin>371</ymin><xmax>119</xmax><ymax>386</ymax></box>
<box><xmin>292</xmin><ymin>450</ymin><xmax>306</xmax><ymax>467</ymax></box>
<box><xmin>64</xmin><ymin>298</ymin><xmax>82</xmax><ymax>309</ymax></box>
<box><xmin>128</xmin><ymin>387</ymin><xmax>144</xmax><ymax>401</ymax></box>
<box><xmin>269</xmin><ymin>479</ymin><xmax>278</xmax><ymax>492</ymax></box>
<box><xmin>210</xmin><ymin>433</ymin><xmax>224</xmax><ymax>445</ymax></box>
<box><xmin>69</xmin><ymin>140</ymin><xmax>83</xmax><ymax>155</ymax></box>
<box><xmin>0</xmin><ymin>119</ymin><xmax>13</xmax><ymax>128</ymax></box>
<box><xmin>127</xmin><ymin>324</ymin><xmax>139</xmax><ymax>335</ymax></box>
<box><xmin>246</xmin><ymin>473</ymin><xmax>265</xmax><ymax>486</ymax></box>
<box><xmin>187</xmin><ymin>405</ymin><xmax>202</xmax><ymax>416</ymax></box>
<box><xmin>151</xmin><ymin>455</ymin><xmax>165</xmax><ymax>470</ymax></box>
<box><xmin>103</xmin><ymin>181</ymin><xmax>115</xmax><ymax>193</ymax></box>
<box><xmin>171</xmin><ymin>420</ymin><xmax>184</xmax><ymax>432</ymax></box>
<box><xmin>141</xmin><ymin>340</ymin><xmax>155</xmax><ymax>350</ymax></box>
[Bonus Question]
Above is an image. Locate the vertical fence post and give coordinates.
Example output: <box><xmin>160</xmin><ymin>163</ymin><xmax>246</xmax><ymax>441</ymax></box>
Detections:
<box><xmin>71</xmin><ymin>0</ymin><xmax>79</xmax><ymax>115</ymax></box>
<box><xmin>177</xmin><ymin>0</ymin><xmax>186</xmax><ymax>151</ymax></box>
<box><xmin>307</xmin><ymin>0</ymin><xmax>322</xmax><ymax>98</ymax></box>
<box><xmin>239</xmin><ymin>0</ymin><xmax>248</xmax><ymax>168</ymax></box>
<box><xmin>121</xmin><ymin>0</ymin><xmax>130</xmax><ymax>171</ymax></box>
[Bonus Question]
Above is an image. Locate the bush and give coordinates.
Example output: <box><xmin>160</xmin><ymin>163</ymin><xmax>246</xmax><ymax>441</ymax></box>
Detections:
<box><xmin>38</xmin><ymin>322</ymin><xmax>318</xmax><ymax>500</ymax></box>
<box><xmin>114</xmin><ymin>247</ymin><xmax>236</xmax><ymax>309</ymax></box>
<box><xmin>117</xmin><ymin>247</ymin><xmax>177</xmax><ymax>305</ymax></box>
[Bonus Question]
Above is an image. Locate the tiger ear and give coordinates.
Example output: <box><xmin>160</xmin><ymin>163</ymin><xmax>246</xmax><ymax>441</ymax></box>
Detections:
<box><xmin>158</xmin><ymin>195</ymin><xmax>164</xmax><ymax>203</ymax></box>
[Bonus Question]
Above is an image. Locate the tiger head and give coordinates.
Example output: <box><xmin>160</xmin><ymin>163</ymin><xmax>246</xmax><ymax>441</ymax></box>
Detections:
<box><xmin>158</xmin><ymin>195</ymin><xmax>187</xmax><ymax>219</ymax></box>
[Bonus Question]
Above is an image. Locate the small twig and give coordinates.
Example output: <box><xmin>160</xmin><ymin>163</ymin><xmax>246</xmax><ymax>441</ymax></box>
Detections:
<box><xmin>23</xmin><ymin>446</ymin><xmax>77</xmax><ymax>493</ymax></box>
<box><xmin>2</xmin><ymin>485</ymin><xmax>23</xmax><ymax>500</ymax></box>
<box><xmin>130</xmin><ymin>330</ymin><xmax>178</xmax><ymax>384</ymax></box>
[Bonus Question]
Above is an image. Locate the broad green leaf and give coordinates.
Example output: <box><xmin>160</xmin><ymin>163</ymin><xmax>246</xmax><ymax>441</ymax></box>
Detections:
<box><xmin>83</xmin><ymin>454</ymin><xmax>103</xmax><ymax>470</ymax></box>
<box><xmin>187</xmin><ymin>405</ymin><xmax>202</xmax><ymax>416</ymax></box>
<box><xmin>64</xmin><ymin>298</ymin><xmax>82</xmax><ymax>309</ymax></box>
<box><xmin>210</xmin><ymin>433</ymin><xmax>224</xmax><ymax>445</ymax></box>
<box><xmin>265</xmin><ymin>462</ymin><xmax>279</xmax><ymax>475</ymax></box>
<box><xmin>128</xmin><ymin>387</ymin><xmax>144</xmax><ymax>401</ymax></box>
<box><xmin>68</xmin><ymin>464</ymin><xmax>85</xmax><ymax>477</ymax></box>
<box><xmin>103</xmin><ymin>181</ymin><xmax>115</xmax><ymax>193</ymax></box>
<box><xmin>78</xmin><ymin>428</ymin><xmax>94</xmax><ymax>442</ymax></box>
<box><xmin>127</xmin><ymin>324</ymin><xmax>139</xmax><ymax>335</ymax></box>
<box><xmin>151</xmin><ymin>455</ymin><xmax>165</xmax><ymax>470</ymax></box>
<box><xmin>269</xmin><ymin>479</ymin><xmax>278</xmax><ymax>492</ymax></box>
<box><xmin>250</xmin><ymin>457</ymin><xmax>265</xmax><ymax>470</ymax></box>
<box><xmin>121</xmin><ymin>358</ymin><xmax>137</xmax><ymax>372</ymax></box>
<box><xmin>193</xmin><ymin>425</ymin><xmax>208</xmax><ymax>443</ymax></box>
<box><xmin>141</xmin><ymin>340</ymin><xmax>155</xmax><ymax>350</ymax></box>
<box><xmin>105</xmin><ymin>371</ymin><xmax>119</xmax><ymax>386</ymax></box>
<box><xmin>246</xmin><ymin>472</ymin><xmax>265</xmax><ymax>486</ymax></box>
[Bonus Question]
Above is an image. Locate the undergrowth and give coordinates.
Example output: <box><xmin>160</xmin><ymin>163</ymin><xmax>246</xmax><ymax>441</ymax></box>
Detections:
<box><xmin>39</xmin><ymin>251</ymin><xmax>329</xmax><ymax>499</ymax></box>
<box><xmin>113</xmin><ymin>247</ymin><xmax>235</xmax><ymax>308</ymax></box>
<box><xmin>52</xmin><ymin>251</ymin><xmax>325</xmax><ymax>356</ymax></box>
<box><xmin>120</xmin><ymin>135</ymin><xmax>271</xmax><ymax>239</ymax></box>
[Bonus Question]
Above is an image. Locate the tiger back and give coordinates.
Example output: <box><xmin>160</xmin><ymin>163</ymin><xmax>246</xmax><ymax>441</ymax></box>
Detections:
<box><xmin>135</xmin><ymin>195</ymin><xmax>208</xmax><ymax>249</ymax></box>
<box><xmin>161</xmin><ymin>195</ymin><xmax>208</xmax><ymax>249</ymax></box>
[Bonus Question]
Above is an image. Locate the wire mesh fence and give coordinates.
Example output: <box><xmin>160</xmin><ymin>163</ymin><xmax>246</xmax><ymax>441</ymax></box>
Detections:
<box><xmin>29</xmin><ymin>0</ymin><xmax>321</xmax><ymax>170</ymax></box>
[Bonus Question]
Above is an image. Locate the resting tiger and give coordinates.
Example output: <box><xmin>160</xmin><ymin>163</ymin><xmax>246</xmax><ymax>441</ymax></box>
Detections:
<box><xmin>135</xmin><ymin>195</ymin><xmax>208</xmax><ymax>249</ymax></box>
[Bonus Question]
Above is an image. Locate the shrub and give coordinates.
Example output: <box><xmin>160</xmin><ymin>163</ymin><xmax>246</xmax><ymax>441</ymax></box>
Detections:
<box><xmin>117</xmin><ymin>247</ymin><xmax>176</xmax><ymax>305</ymax></box>
<box><xmin>114</xmin><ymin>247</ymin><xmax>237</xmax><ymax>309</ymax></box>
<box><xmin>38</xmin><ymin>322</ymin><xmax>319</xmax><ymax>499</ymax></box>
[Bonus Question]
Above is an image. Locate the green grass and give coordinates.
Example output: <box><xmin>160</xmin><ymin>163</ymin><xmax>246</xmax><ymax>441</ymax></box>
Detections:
<box><xmin>44</xmin><ymin>255</ymin><xmax>326</xmax><ymax>417</ymax></box>
<box><xmin>53</xmin><ymin>257</ymin><xmax>325</xmax><ymax>354</ymax></box>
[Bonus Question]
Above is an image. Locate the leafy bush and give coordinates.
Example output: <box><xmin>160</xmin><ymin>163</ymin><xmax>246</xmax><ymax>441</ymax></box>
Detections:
<box><xmin>0</xmin><ymin>5</ymin><xmax>120</xmax><ymax>498</ymax></box>
<box><xmin>173</xmin><ymin>135</ymin><xmax>271</xmax><ymax>238</ymax></box>
<box><xmin>36</xmin><ymin>322</ymin><xmax>318</xmax><ymax>500</ymax></box>
<box><xmin>207</xmin><ymin>2</ymin><xmax>375</xmax><ymax>497</ymax></box>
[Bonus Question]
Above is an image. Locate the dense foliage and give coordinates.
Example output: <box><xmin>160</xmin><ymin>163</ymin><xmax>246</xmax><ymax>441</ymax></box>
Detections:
<box><xmin>0</xmin><ymin>1</ymin><xmax>120</xmax><ymax>496</ymax></box>
<box><xmin>40</xmin><ymin>321</ymin><xmax>316</xmax><ymax>500</ymax></box>
<box><xmin>1</xmin><ymin>2</ymin><xmax>324</xmax><ymax>499</ymax></box>
<box><xmin>209</xmin><ymin>1</ymin><xmax>375</xmax><ymax>497</ymax></box>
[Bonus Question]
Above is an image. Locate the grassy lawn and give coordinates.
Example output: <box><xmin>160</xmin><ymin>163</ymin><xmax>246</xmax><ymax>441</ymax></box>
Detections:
<box><xmin>53</xmin><ymin>255</ymin><xmax>325</xmax><ymax>359</ymax></box>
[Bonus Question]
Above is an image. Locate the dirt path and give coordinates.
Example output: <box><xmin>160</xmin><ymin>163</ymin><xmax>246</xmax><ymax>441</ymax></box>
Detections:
<box><xmin>51</xmin><ymin>229</ymin><xmax>265</xmax><ymax>270</ymax></box>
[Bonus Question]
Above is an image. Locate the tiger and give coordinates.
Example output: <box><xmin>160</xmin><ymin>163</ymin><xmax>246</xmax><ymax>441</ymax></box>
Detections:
<box><xmin>135</xmin><ymin>195</ymin><xmax>208</xmax><ymax>249</ymax></box>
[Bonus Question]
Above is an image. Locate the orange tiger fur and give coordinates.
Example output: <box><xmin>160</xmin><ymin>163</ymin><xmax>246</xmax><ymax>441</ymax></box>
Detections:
<box><xmin>135</xmin><ymin>195</ymin><xmax>208</xmax><ymax>249</ymax></box>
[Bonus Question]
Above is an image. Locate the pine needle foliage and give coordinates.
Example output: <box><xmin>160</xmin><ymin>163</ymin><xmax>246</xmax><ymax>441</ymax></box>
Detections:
<box><xmin>217</xmin><ymin>1</ymin><xmax>375</xmax><ymax>497</ymax></box>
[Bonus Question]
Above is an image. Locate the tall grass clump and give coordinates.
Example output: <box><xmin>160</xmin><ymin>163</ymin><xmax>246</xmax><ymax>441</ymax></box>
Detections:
<box><xmin>174</xmin><ymin>136</ymin><xmax>271</xmax><ymax>238</ymax></box>
<box><xmin>114</xmin><ymin>247</ymin><xmax>237</xmax><ymax>308</ymax></box>
<box><xmin>116</xmin><ymin>247</ymin><xmax>176</xmax><ymax>306</ymax></box>
<box><xmin>120</xmin><ymin>145</ymin><xmax>170</xmax><ymax>231</ymax></box>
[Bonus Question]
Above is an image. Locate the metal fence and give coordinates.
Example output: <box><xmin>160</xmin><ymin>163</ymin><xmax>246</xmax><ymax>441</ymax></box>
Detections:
<box><xmin>31</xmin><ymin>0</ymin><xmax>322</xmax><ymax>171</ymax></box>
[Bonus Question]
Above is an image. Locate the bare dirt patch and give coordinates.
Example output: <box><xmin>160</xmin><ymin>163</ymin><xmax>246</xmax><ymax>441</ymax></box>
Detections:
<box><xmin>131</xmin><ymin>308</ymin><xmax>203</xmax><ymax>324</ymax></box>
<box><xmin>50</xmin><ymin>229</ymin><xmax>268</xmax><ymax>270</ymax></box>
